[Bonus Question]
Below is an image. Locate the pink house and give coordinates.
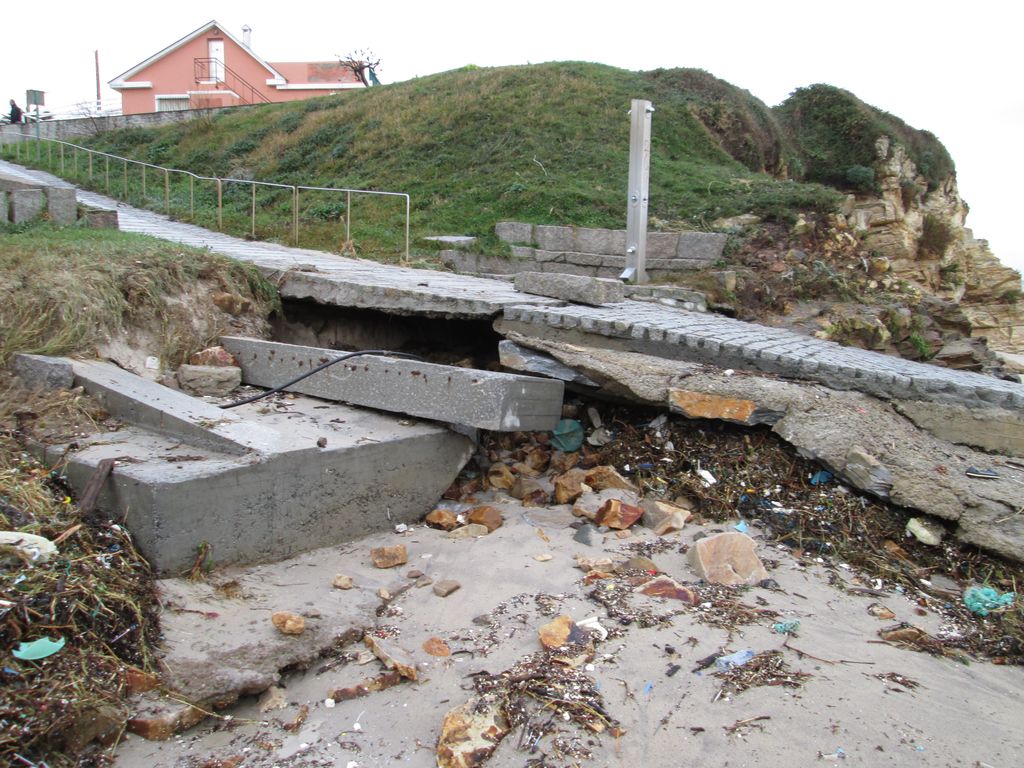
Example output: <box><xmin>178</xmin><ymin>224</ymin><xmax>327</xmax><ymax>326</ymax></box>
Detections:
<box><xmin>109</xmin><ymin>20</ymin><xmax>365</xmax><ymax>115</ymax></box>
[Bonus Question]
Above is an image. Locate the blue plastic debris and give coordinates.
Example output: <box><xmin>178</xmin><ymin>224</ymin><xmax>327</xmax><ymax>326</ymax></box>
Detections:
<box><xmin>714</xmin><ymin>649</ymin><xmax>755</xmax><ymax>670</ymax></box>
<box><xmin>643</xmin><ymin>681</ymin><xmax>654</xmax><ymax>695</ymax></box>
<box><xmin>810</xmin><ymin>470</ymin><xmax>833</xmax><ymax>486</ymax></box>
<box><xmin>733</xmin><ymin>520</ymin><xmax>749</xmax><ymax>534</ymax></box>
<box><xmin>772</xmin><ymin>619</ymin><xmax>801</xmax><ymax>635</ymax></box>
<box><xmin>550</xmin><ymin>419</ymin><xmax>584</xmax><ymax>452</ymax></box>
<box><xmin>12</xmin><ymin>636</ymin><xmax>65</xmax><ymax>660</ymax></box>
<box><xmin>963</xmin><ymin>586</ymin><xmax>1016</xmax><ymax>616</ymax></box>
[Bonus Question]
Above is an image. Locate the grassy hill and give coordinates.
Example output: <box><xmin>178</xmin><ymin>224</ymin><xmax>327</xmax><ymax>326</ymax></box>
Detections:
<box><xmin>74</xmin><ymin>62</ymin><xmax>952</xmax><ymax>259</ymax></box>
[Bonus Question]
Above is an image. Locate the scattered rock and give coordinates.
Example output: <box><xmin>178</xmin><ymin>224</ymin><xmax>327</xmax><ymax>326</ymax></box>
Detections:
<box><xmin>572</xmin><ymin>488</ymin><xmax>639</xmax><ymax>520</ymax></box>
<box><xmin>64</xmin><ymin>704</ymin><xmax>124</xmax><ymax>751</ymax></box>
<box><xmin>124</xmin><ymin>667</ymin><xmax>159</xmax><ymax>695</ymax></box>
<box><xmin>538</xmin><ymin>614</ymin><xmax>590</xmax><ymax>650</ymax></box>
<box><xmin>423</xmin><ymin>637</ymin><xmax>452</xmax><ymax>657</ymax></box>
<box><xmin>620</xmin><ymin>555</ymin><xmax>660</xmax><ymax>573</ymax></box>
<box><xmin>843</xmin><ymin>446</ymin><xmax>893</xmax><ymax>497</ymax></box>
<box><xmin>258</xmin><ymin>686</ymin><xmax>288</xmax><ymax>713</ymax></box>
<box><xmin>406</xmin><ymin>569</ymin><xmax>425</xmax><ymax>579</ymax></box>
<box><xmin>642</xmin><ymin>499</ymin><xmax>692</xmax><ymax>535</ymax></box>
<box><xmin>553</xmin><ymin>468</ymin><xmax>589</xmax><ymax>504</ymax></box>
<box><xmin>486</xmin><ymin>462</ymin><xmax>515</xmax><ymax>490</ymax></box>
<box><xmin>584</xmin><ymin>465</ymin><xmax>637</xmax><ymax>491</ymax></box>
<box><xmin>594</xmin><ymin>498</ymin><xmax>643</xmax><ymax>529</ymax></box>
<box><xmin>687</xmin><ymin>531</ymin><xmax>769</xmax><ymax>586</ymax></box>
<box><xmin>906</xmin><ymin>516</ymin><xmax>945</xmax><ymax>546</ymax></box>
<box><xmin>510</xmin><ymin>476</ymin><xmax>550</xmax><ymax>506</ymax></box>
<box><xmin>637</xmin><ymin>576</ymin><xmax>698</xmax><ymax>604</ymax></box>
<box><xmin>574</xmin><ymin>555</ymin><xmax>615</xmax><ymax>573</ymax></box>
<box><xmin>271</xmin><ymin>611</ymin><xmax>306</xmax><ymax>636</ymax></box>
<box><xmin>316</xmin><ymin>436</ymin><xmax>328</xmax><ymax>448</ymax></box>
<box><xmin>364</xmin><ymin>635</ymin><xmax>418</xmax><ymax>681</ymax></box>
<box><xmin>447</xmin><ymin>523</ymin><xmax>490</xmax><ymax>539</ymax></box>
<box><xmin>127</xmin><ymin>700</ymin><xmax>206</xmax><ymax>741</ymax></box>
<box><xmin>425</xmin><ymin>508</ymin><xmax>460</xmax><ymax>531</ymax></box>
<box><xmin>436</xmin><ymin>694</ymin><xmax>510</xmax><ymax>768</ymax></box>
<box><xmin>176</xmin><ymin>364</ymin><xmax>241</xmax><ymax>397</ymax></box>
<box><xmin>867</xmin><ymin>603</ymin><xmax>896</xmax><ymax>620</ymax></box>
<box><xmin>331</xmin><ymin>574</ymin><xmax>354</xmax><ymax>590</ymax></box>
<box><xmin>433</xmin><ymin>580</ymin><xmax>462</xmax><ymax>597</ymax></box>
<box><xmin>467</xmin><ymin>505</ymin><xmax>504</xmax><ymax>532</ymax></box>
<box><xmin>329</xmin><ymin>670</ymin><xmax>404</xmax><ymax>702</ymax></box>
<box><xmin>524</xmin><ymin>446</ymin><xmax>552</xmax><ymax>472</ymax></box>
<box><xmin>415</xmin><ymin>576</ymin><xmax>434</xmax><ymax>588</ymax></box>
<box><xmin>188</xmin><ymin>346</ymin><xmax>238</xmax><ymax>367</ymax></box>
<box><xmin>533</xmin><ymin>553</ymin><xmax>553</xmax><ymax>562</ymax></box>
<box><xmin>211</xmin><ymin>291</ymin><xmax>252</xmax><ymax>316</ymax></box>
<box><xmin>371</xmin><ymin>545</ymin><xmax>408</xmax><ymax>569</ymax></box>
<box><xmin>573</xmin><ymin>523</ymin><xmax>598</xmax><ymax>546</ymax></box>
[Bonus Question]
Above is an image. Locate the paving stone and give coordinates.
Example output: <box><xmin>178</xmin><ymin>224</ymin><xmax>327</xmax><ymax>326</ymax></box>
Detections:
<box><xmin>514</xmin><ymin>271</ymin><xmax>625</xmax><ymax>306</ymax></box>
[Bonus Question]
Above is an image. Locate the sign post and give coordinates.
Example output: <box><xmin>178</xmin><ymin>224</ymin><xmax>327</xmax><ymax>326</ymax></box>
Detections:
<box><xmin>26</xmin><ymin>90</ymin><xmax>44</xmax><ymax>145</ymax></box>
<box><xmin>622</xmin><ymin>99</ymin><xmax>654</xmax><ymax>284</ymax></box>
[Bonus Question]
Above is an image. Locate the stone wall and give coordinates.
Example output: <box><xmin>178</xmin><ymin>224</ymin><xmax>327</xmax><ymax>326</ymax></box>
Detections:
<box><xmin>0</xmin><ymin>105</ymin><xmax>245</xmax><ymax>143</ymax></box>
<box><xmin>0</xmin><ymin>172</ymin><xmax>76</xmax><ymax>225</ymax></box>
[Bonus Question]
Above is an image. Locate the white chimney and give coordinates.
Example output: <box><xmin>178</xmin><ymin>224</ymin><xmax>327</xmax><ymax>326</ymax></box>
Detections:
<box><xmin>242</xmin><ymin>25</ymin><xmax>252</xmax><ymax>48</ymax></box>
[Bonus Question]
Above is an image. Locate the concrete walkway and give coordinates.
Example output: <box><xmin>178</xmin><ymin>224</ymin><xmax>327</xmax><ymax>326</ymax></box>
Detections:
<box><xmin>3</xmin><ymin>159</ymin><xmax>1022</xmax><ymax>410</ymax></box>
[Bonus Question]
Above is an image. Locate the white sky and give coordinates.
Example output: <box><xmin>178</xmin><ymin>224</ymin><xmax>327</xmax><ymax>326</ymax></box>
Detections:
<box><xmin>3</xmin><ymin>1</ymin><xmax>1022</xmax><ymax>274</ymax></box>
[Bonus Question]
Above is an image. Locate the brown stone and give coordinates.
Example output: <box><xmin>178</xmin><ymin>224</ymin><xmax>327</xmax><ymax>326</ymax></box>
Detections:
<box><xmin>620</xmin><ymin>556</ymin><xmax>660</xmax><ymax>574</ymax></box>
<box><xmin>572</xmin><ymin>489</ymin><xmax>639</xmax><ymax>520</ymax></box>
<box><xmin>511</xmin><ymin>461</ymin><xmax>541</xmax><ymax>478</ymax></box>
<box><xmin>687</xmin><ymin>531</ymin><xmax>769</xmax><ymax>586</ymax></box>
<box><xmin>486</xmin><ymin>462</ymin><xmax>515</xmax><ymax>490</ymax></box>
<box><xmin>425</xmin><ymin>508</ymin><xmax>460</xmax><ymax>531</ymax></box>
<box><xmin>371</xmin><ymin>544</ymin><xmax>408</xmax><ymax>569</ymax></box>
<box><xmin>211</xmin><ymin>291</ymin><xmax>251</xmax><ymax>316</ymax></box>
<box><xmin>365</xmin><ymin>635</ymin><xmax>418</xmax><ymax>680</ymax></box>
<box><xmin>271</xmin><ymin>611</ymin><xmax>306</xmax><ymax>635</ymax></box>
<box><xmin>524</xmin><ymin>446</ymin><xmax>551</xmax><ymax>472</ymax></box>
<box><xmin>867</xmin><ymin>602</ymin><xmax>896</xmax><ymax>620</ymax></box>
<box><xmin>64</xmin><ymin>704</ymin><xmax>124</xmax><ymax>751</ymax></box>
<box><xmin>594</xmin><ymin>499</ymin><xmax>643</xmax><ymax>529</ymax></box>
<box><xmin>257</xmin><ymin>686</ymin><xmax>288</xmax><ymax>713</ymax></box>
<box><xmin>637</xmin><ymin>576</ymin><xmax>698</xmax><ymax>604</ymax></box>
<box><xmin>538</xmin><ymin>614</ymin><xmax>590</xmax><ymax>650</ymax></box>
<box><xmin>329</xmin><ymin>670</ymin><xmax>404</xmax><ymax>702</ymax></box>
<box><xmin>553</xmin><ymin>468</ymin><xmax>589</xmax><ymax>504</ymax></box>
<box><xmin>188</xmin><ymin>345</ymin><xmax>238</xmax><ymax>367</ymax></box>
<box><xmin>467</xmin><ymin>505</ymin><xmax>504</xmax><ymax>532</ymax></box>
<box><xmin>127</xmin><ymin>702</ymin><xmax>206</xmax><ymax>741</ymax></box>
<box><xmin>549</xmin><ymin>451</ymin><xmax>580</xmax><ymax>473</ymax></box>
<box><xmin>124</xmin><ymin>667</ymin><xmax>159</xmax><ymax>695</ymax></box>
<box><xmin>642</xmin><ymin>499</ymin><xmax>692</xmax><ymax>535</ymax></box>
<box><xmin>433</xmin><ymin>579</ymin><xmax>462</xmax><ymax>597</ymax></box>
<box><xmin>332</xmin><ymin>574</ymin><xmax>354</xmax><ymax>590</ymax></box>
<box><xmin>668</xmin><ymin>389</ymin><xmax>759</xmax><ymax>424</ymax></box>
<box><xmin>447</xmin><ymin>523</ymin><xmax>490</xmax><ymax>539</ymax></box>
<box><xmin>574</xmin><ymin>555</ymin><xmax>615</xmax><ymax>573</ymax></box>
<box><xmin>436</xmin><ymin>695</ymin><xmax>510</xmax><ymax>768</ymax></box>
<box><xmin>510</xmin><ymin>476</ymin><xmax>550</xmax><ymax>505</ymax></box>
<box><xmin>423</xmin><ymin>636</ymin><xmax>452</xmax><ymax>657</ymax></box>
<box><xmin>584</xmin><ymin>466</ymin><xmax>637</xmax><ymax>491</ymax></box>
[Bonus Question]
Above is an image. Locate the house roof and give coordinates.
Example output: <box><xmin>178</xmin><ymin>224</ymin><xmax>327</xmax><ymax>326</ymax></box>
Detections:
<box><xmin>109</xmin><ymin>19</ymin><xmax>285</xmax><ymax>88</ymax></box>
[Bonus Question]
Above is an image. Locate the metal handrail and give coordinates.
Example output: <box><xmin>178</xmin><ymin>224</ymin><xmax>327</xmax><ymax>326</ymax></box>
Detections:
<box><xmin>0</xmin><ymin>133</ymin><xmax>411</xmax><ymax>259</ymax></box>
<box><xmin>194</xmin><ymin>58</ymin><xmax>272</xmax><ymax>106</ymax></box>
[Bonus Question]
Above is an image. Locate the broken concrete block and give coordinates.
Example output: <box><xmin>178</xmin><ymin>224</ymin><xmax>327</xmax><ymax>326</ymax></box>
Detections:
<box><xmin>584</xmin><ymin>465</ymin><xmax>637</xmax><ymax>492</ymax></box>
<box><xmin>843</xmin><ymin>446</ymin><xmax>893</xmax><ymax>497</ymax></box>
<box><xmin>45</xmin><ymin>186</ymin><xmax>77</xmax><ymax>225</ymax></box>
<box><xmin>176</xmin><ymin>364</ymin><xmax>241</xmax><ymax>397</ymax></box>
<box><xmin>594</xmin><ymin>498</ymin><xmax>643</xmax><ymax>529</ymax></box>
<box><xmin>371</xmin><ymin>545</ymin><xmax>408</xmax><ymax>568</ymax></box>
<box><xmin>514</xmin><ymin>271</ymin><xmax>626</xmax><ymax>306</ymax></box>
<box><xmin>687</xmin><ymin>531</ymin><xmax>769</xmax><ymax>586</ymax></box>
<box><xmin>498</xmin><ymin>340</ymin><xmax>600</xmax><ymax>387</ymax></box>
<box><xmin>364</xmin><ymin>635</ymin><xmax>418</xmax><ymax>680</ymax></box>
<box><xmin>906</xmin><ymin>517</ymin><xmax>945</xmax><ymax>546</ymax></box>
<box><xmin>271</xmin><ymin>611</ymin><xmax>306</xmax><ymax>636</ymax></box>
<box><xmin>467</xmin><ymin>505</ymin><xmax>503</xmax><ymax>532</ymax></box>
<box><xmin>436</xmin><ymin>694</ymin><xmax>510</xmax><ymax>768</ymax></box>
<box><xmin>9</xmin><ymin>188</ymin><xmax>44</xmax><ymax>223</ymax></box>
<box><xmin>12</xmin><ymin>353</ymin><xmax>74</xmax><ymax>390</ymax></box>
<box><xmin>82</xmin><ymin>207</ymin><xmax>118</xmax><ymax>228</ymax></box>
<box><xmin>433</xmin><ymin>579</ymin><xmax>461</xmax><ymax>597</ymax></box>
<box><xmin>221</xmin><ymin>337</ymin><xmax>564</xmax><ymax>432</ymax></box>
<box><xmin>642</xmin><ymin>499</ymin><xmax>691</xmax><ymax>535</ymax></box>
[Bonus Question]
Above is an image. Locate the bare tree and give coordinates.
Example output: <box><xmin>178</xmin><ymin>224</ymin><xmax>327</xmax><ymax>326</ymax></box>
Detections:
<box><xmin>339</xmin><ymin>49</ymin><xmax>382</xmax><ymax>87</ymax></box>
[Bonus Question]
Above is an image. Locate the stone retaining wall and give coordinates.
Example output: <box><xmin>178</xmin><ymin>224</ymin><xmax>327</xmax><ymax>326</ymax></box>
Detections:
<box><xmin>0</xmin><ymin>172</ymin><xmax>76</xmax><ymax>225</ymax></box>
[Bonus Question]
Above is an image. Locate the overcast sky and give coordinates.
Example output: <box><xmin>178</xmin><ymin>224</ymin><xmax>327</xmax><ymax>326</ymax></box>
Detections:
<box><xmin>4</xmin><ymin>1</ymin><xmax>1021</xmax><ymax>274</ymax></box>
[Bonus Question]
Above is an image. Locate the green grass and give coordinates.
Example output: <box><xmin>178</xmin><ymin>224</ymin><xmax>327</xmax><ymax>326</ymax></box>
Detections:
<box><xmin>0</xmin><ymin>220</ymin><xmax>278</xmax><ymax>366</ymax></box>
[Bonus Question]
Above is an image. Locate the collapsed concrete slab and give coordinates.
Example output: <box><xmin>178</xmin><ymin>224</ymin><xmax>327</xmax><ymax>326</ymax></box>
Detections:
<box><xmin>220</xmin><ymin>336</ymin><xmax>564</xmax><ymax>431</ymax></box>
<box><xmin>496</xmin><ymin>333</ymin><xmax>1024</xmax><ymax>563</ymax></box>
<box><xmin>513</xmin><ymin>271</ymin><xmax>625</xmax><ymax>306</ymax></box>
<box><xmin>17</xmin><ymin>355</ymin><xmax>474</xmax><ymax>575</ymax></box>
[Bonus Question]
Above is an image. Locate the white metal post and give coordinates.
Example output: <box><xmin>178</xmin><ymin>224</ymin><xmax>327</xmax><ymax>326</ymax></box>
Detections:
<box><xmin>622</xmin><ymin>99</ymin><xmax>654</xmax><ymax>284</ymax></box>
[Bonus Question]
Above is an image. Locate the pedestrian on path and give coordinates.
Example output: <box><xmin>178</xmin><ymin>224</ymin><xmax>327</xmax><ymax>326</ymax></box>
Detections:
<box><xmin>8</xmin><ymin>99</ymin><xmax>23</xmax><ymax>124</ymax></box>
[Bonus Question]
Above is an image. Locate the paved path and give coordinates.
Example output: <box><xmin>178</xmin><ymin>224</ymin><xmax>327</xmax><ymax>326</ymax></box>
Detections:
<box><xmin>4</xmin><ymin>159</ymin><xmax>1022</xmax><ymax>410</ymax></box>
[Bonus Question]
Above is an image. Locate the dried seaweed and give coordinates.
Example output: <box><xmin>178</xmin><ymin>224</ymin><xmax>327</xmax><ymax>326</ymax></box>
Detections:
<box><xmin>711</xmin><ymin>650</ymin><xmax>811</xmax><ymax>700</ymax></box>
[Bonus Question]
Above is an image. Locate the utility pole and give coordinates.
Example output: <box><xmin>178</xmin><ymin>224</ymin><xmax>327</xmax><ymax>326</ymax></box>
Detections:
<box><xmin>95</xmin><ymin>50</ymin><xmax>101</xmax><ymax>114</ymax></box>
<box><xmin>621</xmin><ymin>99</ymin><xmax>654</xmax><ymax>284</ymax></box>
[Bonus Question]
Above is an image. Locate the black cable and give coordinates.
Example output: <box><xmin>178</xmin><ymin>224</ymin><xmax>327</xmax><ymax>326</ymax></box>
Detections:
<box><xmin>219</xmin><ymin>349</ymin><xmax>425</xmax><ymax>409</ymax></box>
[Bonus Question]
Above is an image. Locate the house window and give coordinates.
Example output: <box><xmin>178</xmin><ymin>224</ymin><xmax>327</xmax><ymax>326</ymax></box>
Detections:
<box><xmin>156</xmin><ymin>96</ymin><xmax>190</xmax><ymax>112</ymax></box>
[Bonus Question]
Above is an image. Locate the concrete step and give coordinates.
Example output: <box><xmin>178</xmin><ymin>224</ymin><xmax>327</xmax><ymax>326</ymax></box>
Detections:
<box><xmin>17</xmin><ymin>354</ymin><xmax>474</xmax><ymax>575</ymax></box>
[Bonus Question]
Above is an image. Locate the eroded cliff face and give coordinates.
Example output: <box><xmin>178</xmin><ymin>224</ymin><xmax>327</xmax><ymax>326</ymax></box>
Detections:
<box><xmin>846</xmin><ymin>137</ymin><xmax>1023</xmax><ymax>353</ymax></box>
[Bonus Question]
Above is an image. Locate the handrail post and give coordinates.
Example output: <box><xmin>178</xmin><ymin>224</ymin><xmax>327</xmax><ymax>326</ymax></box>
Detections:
<box><xmin>250</xmin><ymin>183</ymin><xmax>256</xmax><ymax>239</ymax></box>
<box><xmin>345</xmin><ymin>191</ymin><xmax>351</xmax><ymax>242</ymax></box>
<box><xmin>164</xmin><ymin>169</ymin><xmax>170</xmax><ymax>215</ymax></box>
<box><xmin>142</xmin><ymin>165</ymin><xmax>147</xmax><ymax>201</ymax></box>
<box><xmin>47</xmin><ymin>141</ymin><xmax>52</xmax><ymax>168</ymax></box>
<box><xmin>292</xmin><ymin>187</ymin><xmax>299</xmax><ymax>246</ymax></box>
<box><xmin>104</xmin><ymin>155</ymin><xmax>110</xmax><ymax>193</ymax></box>
<box><xmin>59</xmin><ymin>143</ymin><xmax>64</xmax><ymax>174</ymax></box>
<box><xmin>216</xmin><ymin>179</ymin><xmax>223</xmax><ymax>231</ymax></box>
<box><xmin>123</xmin><ymin>159</ymin><xmax>128</xmax><ymax>199</ymax></box>
<box><xmin>405</xmin><ymin>194</ymin><xmax>411</xmax><ymax>263</ymax></box>
<box><xmin>189</xmin><ymin>176</ymin><xmax>194</xmax><ymax>220</ymax></box>
<box><xmin>88</xmin><ymin>151</ymin><xmax>93</xmax><ymax>180</ymax></box>
<box><xmin>73</xmin><ymin>146</ymin><xmax>78</xmax><ymax>176</ymax></box>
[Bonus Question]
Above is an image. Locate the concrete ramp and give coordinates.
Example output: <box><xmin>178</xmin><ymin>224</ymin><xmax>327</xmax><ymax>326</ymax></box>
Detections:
<box><xmin>17</xmin><ymin>355</ymin><xmax>474</xmax><ymax>575</ymax></box>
